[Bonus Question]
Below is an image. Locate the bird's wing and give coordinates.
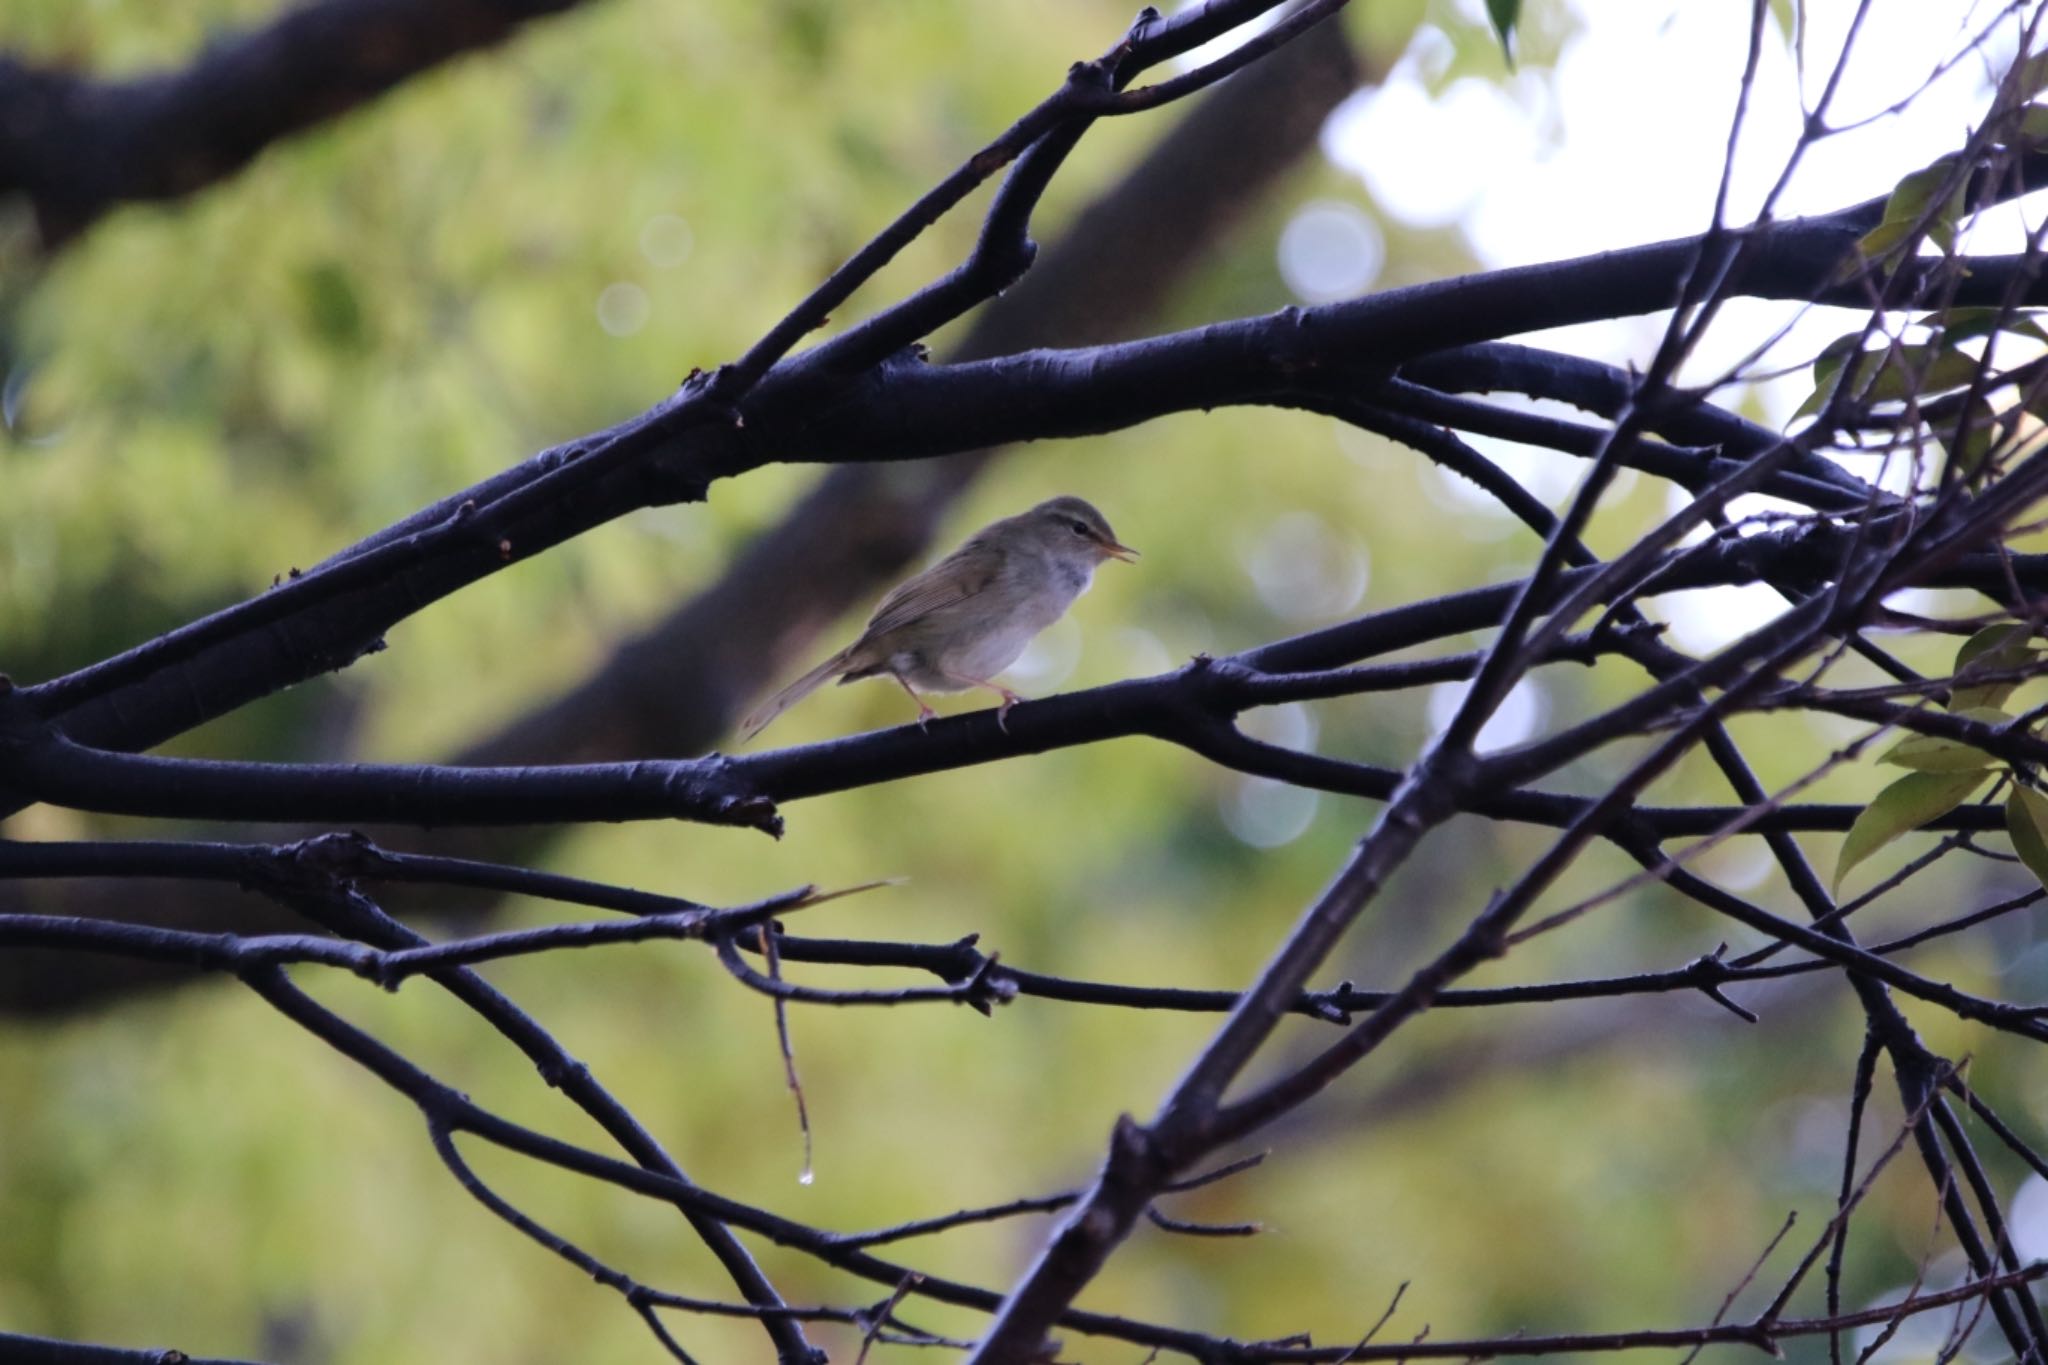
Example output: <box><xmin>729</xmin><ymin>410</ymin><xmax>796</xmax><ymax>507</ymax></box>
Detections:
<box><xmin>861</xmin><ymin>539</ymin><xmax>1002</xmax><ymax>638</ymax></box>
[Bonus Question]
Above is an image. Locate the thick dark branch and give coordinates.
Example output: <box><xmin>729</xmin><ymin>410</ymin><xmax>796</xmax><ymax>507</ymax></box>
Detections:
<box><xmin>0</xmin><ymin>1330</ymin><xmax>268</xmax><ymax>1365</ymax></box>
<box><xmin>17</xmin><ymin>514</ymin><xmax>2048</xmax><ymax>836</ymax></box>
<box><xmin>26</xmin><ymin>168</ymin><xmax>2048</xmax><ymax>793</ymax></box>
<box><xmin>0</xmin><ymin>0</ymin><xmax>592</xmax><ymax>245</ymax></box>
<box><xmin>0</xmin><ymin>711</ymin><xmax>781</xmax><ymax>833</ymax></box>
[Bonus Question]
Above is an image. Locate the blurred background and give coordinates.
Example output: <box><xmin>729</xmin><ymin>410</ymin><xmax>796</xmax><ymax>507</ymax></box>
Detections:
<box><xmin>3</xmin><ymin>1</ymin><xmax>2047</xmax><ymax>1360</ymax></box>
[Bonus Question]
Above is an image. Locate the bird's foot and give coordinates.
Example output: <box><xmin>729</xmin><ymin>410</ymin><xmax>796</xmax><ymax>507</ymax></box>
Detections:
<box><xmin>993</xmin><ymin>689</ymin><xmax>1024</xmax><ymax>733</ymax></box>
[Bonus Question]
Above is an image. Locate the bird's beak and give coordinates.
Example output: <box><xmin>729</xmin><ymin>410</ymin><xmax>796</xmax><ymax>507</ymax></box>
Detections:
<box><xmin>1099</xmin><ymin>538</ymin><xmax>1139</xmax><ymax>563</ymax></box>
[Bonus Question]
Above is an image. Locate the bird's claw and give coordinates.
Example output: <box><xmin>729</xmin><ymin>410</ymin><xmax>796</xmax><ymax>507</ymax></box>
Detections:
<box><xmin>994</xmin><ymin>690</ymin><xmax>1024</xmax><ymax>733</ymax></box>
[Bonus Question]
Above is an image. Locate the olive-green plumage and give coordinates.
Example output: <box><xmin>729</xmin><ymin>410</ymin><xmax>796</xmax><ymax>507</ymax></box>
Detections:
<box><xmin>740</xmin><ymin>496</ymin><xmax>1135</xmax><ymax>740</ymax></box>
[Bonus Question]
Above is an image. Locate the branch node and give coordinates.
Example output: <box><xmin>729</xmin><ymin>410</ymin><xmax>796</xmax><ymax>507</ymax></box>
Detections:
<box><xmin>539</xmin><ymin>1058</ymin><xmax>591</xmax><ymax>1091</ymax></box>
<box><xmin>1304</xmin><ymin>992</ymin><xmax>1352</xmax><ymax>1025</ymax></box>
<box><xmin>1703</xmin><ymin>984</ymin><xmax>1760</xmax><ymax>1024</ymax></box>
<box><xmin>960</xmin><ymin>951</ymin><xmax>1018</xmax><ymax>1011</ymax></box>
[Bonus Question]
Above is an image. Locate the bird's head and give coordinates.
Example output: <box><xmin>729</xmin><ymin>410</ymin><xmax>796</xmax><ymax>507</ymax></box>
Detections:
<box><xmin>1025</xmin><ymin>495</ymin><xmax>1138</xmax><ymax>564</ymax></box>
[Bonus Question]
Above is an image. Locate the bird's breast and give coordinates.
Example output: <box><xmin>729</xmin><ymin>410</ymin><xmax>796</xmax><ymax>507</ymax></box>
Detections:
<box><xmin>1053</xmin><ymin>557</ymin><xmax>1093</xmax><ymax>598</ymax></box>
<box><xmin>887</xmin><ymin>552</ymin><xmax>1098</xmax><ymax>687</ymax></box>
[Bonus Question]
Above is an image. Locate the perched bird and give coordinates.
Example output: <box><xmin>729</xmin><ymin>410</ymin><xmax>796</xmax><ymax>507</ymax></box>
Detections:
<box><xmin>740</xmin><ymin>495</ymin><xmax>1137</xmax><ymax>740</ymax></box>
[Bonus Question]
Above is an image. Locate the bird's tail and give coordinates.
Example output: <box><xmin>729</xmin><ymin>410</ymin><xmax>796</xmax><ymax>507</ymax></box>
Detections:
<box><xmin>740</xmin><ymin>648</ymin><xmax>854</xmax><ymax>742</ymax></box>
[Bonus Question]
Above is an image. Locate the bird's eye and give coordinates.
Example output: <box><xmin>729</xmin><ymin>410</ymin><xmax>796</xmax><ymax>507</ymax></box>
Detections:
<box><xmin>1069</xmin><ymin>520</ymin><xmax>1089</xmax><ymax>536</ymax></box>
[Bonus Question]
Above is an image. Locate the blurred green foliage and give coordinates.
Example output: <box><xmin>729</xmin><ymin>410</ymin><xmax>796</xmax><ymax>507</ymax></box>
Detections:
<box><xmin>3</xmin><ymin>2</ymin><xmax>2045</xmax><ymax>1363</ymax></box>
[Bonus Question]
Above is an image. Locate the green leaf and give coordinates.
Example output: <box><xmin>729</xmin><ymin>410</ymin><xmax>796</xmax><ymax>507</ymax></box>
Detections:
<box><xmin>1796</xmin><ymin>339</ymin><xmax>1981</xmax><ymax>420</ymax></box>
<box><xmin>296</xmin><ymin>261</ymin><xmax>368</xmax><ymax>353</ymax></box>
<box><xmin>1813</xmin><ymin>330</ymin><xmax>1865</xmax><ymax>382</ymax></box>
<box><xmin>2016</xmin><ymin>50</ymin><xmax>2048</xmax><ymax>102</ymax></box>
<box><xmin>1958</xmin><ymin>624</ymin><xmax>2037</xmax><ymax>671</ymax></box>
<box><xmin>1934</xmin><ymin>308</ymin><xmax>2048</xmax><ymax>347</ymax></box>
<box><xmin>1953</xmin><ymin>624</ymin><xmax>2044</xmax><ymax>710</ymax></box>
<box><xmin>1766</xmin><ymin>0</ymin><xmax>1795</xmax><ymax>44</ymax></box>
<box><xmin>2008</xmin><ymin>787</ymin><xmax>2048</xmax><ymax>891</ymax></box>
<box><xmin>1846</xmin><ymin>218</ymin><xmax>1922</xmax><ymax>279</ymax></box>
<box><xmin>1796</xmin><ymin>331</ymin><xmax>1875</xmax><ymax>419</ymax></box>
<box><xmin>1485</xmin><ymin>0</ymin><xmax>1520</xmax><ymax>65</ymax></box>
<box><xmin>1879</xmin><ymin>736</ymin><xmax>1997</xmax><ymax>772</ymax></box>
<box><xmin>2018</xmin><ymin>103</ymin><xmax>2048</xmax><ymax>145</ymax></box>
<box><xmin>1834</xmin><ymin>769</ymin><xmax>1991</xmax><ymax>892</ymax></box>
<box><xmin>1849</xmin><ymin>154</ymin><xmax>1971</xmax><ymax>271</ymax></box>
<box><xmin>1954</xmin><ymin>681</ymin><xmax>2024</xmax><ymax>712</ymax></box>
<box><xmin>1883</xmin><ymin>156</ymin><xmax>1964</xmax><ymax>229</ymax></box>
<box><xmin>1878</xmin><ymin>708</ymin><xmax>2011</xmax><ymax>772</ymax></box>
<box><xmin>1869</xmin><ymin>344</ymin><xmax>1981</xmax><ymax>402</ymax></box>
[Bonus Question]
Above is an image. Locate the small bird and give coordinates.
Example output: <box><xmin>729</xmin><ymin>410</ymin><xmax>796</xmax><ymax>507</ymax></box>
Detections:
<box><xmin>740</xmin><ymin>495</ymin><xmax>1137</xmax><ymax>741</ymax></box>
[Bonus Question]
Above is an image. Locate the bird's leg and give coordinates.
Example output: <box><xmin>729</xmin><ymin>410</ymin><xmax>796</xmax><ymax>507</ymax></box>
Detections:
<box><xmin>891</xmin><ymin>673</ymin><xmax>939</xmax><ymax>730</ymax></box>
<box><xmin>943</xmin><ymin>673</ymin><xmax>1026</xmax><ymax>732</ymax></box>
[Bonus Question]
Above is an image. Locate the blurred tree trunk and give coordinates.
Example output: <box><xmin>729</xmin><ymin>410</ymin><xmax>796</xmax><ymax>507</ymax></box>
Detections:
<box><xmin>0</xmin><ymin>0</ymin><xmax>594</xmax><ymax>245</ymax></box>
